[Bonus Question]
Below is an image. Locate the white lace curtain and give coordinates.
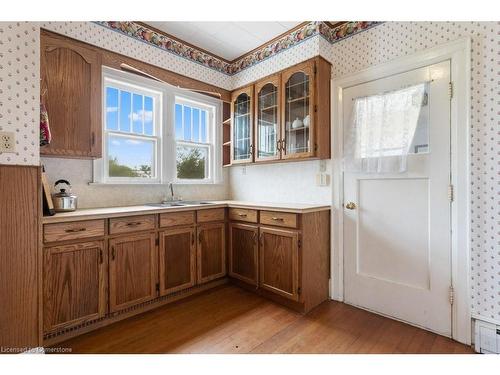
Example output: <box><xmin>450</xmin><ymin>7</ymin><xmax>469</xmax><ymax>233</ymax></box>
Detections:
<box><xmin>344</xmin><ymin>83</ymin><xmax>427</xmax><ymax>173</ymax></box>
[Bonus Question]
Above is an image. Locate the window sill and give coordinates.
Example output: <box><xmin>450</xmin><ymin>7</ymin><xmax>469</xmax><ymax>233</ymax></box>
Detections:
<box><xmin>88</xmin><ymin>181</ymin><xmax>224</xmax><ymax>186</ymax></box>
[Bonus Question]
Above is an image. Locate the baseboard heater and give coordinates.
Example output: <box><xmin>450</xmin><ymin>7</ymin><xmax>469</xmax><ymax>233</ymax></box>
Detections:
<box><xmin>475</xmin><ymin>319</ymin><xmax>500</xmax><ymax>354</ymax></box>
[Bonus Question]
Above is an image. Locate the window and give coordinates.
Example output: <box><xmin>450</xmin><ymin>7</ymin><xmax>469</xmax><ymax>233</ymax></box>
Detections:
<box><xmin>95</xmin><ymin>67</ymin><xmax>221</xmax><ymax>185</ymax></box>
<box><xmin>174</xmin><ymin>99</ymin><xmax>213</xmax><ymax>181</ymax></box>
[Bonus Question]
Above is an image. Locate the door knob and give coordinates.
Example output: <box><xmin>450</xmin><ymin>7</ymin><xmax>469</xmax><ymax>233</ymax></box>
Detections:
<box><xmin>345</xmin><ymin>202</ymin><xmax>357</xmax><ymax>210</ymax></box>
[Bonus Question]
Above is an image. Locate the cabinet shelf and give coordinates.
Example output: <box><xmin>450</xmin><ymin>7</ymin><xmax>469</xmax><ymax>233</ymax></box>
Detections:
<box><xmin>223</xmin><ymin>141</ymin><xmax>231</xmax><ymax>146</ymax></box>
<box><xmin>286</xmin><ymin>126</ymin><xmax>309</xmax><ymax>132</ymax></box>
<box><xmin>259</xmin><ymin>104</ymin><xmax>278</xmax><ymax>112</ymax></box>
<box><xmin>286</xmin><ymin>96</ymin><xmax>310</xmax><ymax>104</ymax></box>
<box><xmin>222</xmin><ymin>118</ymin><xmax>231</xmax><ymax>125</ymax></box>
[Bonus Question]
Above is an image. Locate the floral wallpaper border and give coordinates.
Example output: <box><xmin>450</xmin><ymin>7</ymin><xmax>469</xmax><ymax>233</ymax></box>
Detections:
<box><xmin>95</xmin><ymin>21</ymin><xmax>381</xmax><ymax>76</ymax></box>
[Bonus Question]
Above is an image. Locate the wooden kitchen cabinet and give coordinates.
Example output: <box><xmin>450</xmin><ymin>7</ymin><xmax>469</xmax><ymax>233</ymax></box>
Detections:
<box><xmin>197</xmin><ymin>223</ymin><xmax>226</xmax><ymax>284</ymax></box>
<box><xmin>231</xmin><ymin>86</ymin><xmax>254</xmax><ymax>164</ymax></box>
<box><xmin>229</xmin><ymin>223</ymin><xmax>259</xmax><ymax>286</ymax></box>
<box><xmin>109</xmin><ymin>233</ymin><xmax>157</xmax><ymax>312</ymax></box>
<box><xmin>255</xmin><ymin>74</ymin><xmax>280</xmax><ymax>162</ymax></box>
<box><xmin>43</xmin><ymin>241</ymin><xmax>106</xmax><ymax>333</ymax></box>
<box><xmin>225</xmin><ymin>57</ymin><xmax>330</xmax><ymax>166</ymax></box>
<box><xmin>158</xmin><ymin>227</ymin><xmax>196</xmax><ymax>295</ymax></box>
<box><xmin>40</xmin><ymin>30</ymin><xmax>102</xmax><ymax>158</ymax></box>
<box><xmin>259</xmin><ymin>227</ymin><xmax>300</xmax><ymax>301</ymax></box>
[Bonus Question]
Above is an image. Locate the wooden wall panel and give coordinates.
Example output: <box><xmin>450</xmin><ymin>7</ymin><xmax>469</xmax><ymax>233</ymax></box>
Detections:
<box><xmin>0</xmin><ymin>165</ymin><xmax>40</xmax><ymax>350</ymax></box>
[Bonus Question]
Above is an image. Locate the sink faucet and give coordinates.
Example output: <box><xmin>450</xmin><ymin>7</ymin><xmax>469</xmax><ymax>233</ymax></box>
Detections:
<box><xmin>169</xmin><ymin>182</ymin><xmax>174</xmax><ymax>200</ymax></box>
<box><xmin>162</xmin><ymin>182</ymin><xmax>179</xmax><ymax>203</ymax></box>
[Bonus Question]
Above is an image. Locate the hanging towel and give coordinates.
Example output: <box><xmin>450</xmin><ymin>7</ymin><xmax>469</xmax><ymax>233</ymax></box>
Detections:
<box><xmin>40</xmin><ymin>99</ymin><xmax>51</xmax><ymax>146</ymax></box>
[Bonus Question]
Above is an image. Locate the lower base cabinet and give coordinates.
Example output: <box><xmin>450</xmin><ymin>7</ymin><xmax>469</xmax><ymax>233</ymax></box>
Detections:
<box><xmin>197</xmin><ymin>223</ymin><xmax>226</xmax><ymax>284</ymax></box>
<box><xmin>109</xmin><ymin>233</ymin><xmax>157</xmax><ymax>312</ymax></box>
<box><xmin>259</xmin><ymin>227</ymin><xmax>300</xmax><ymax>301</ymax></box>
<box><xmin>229</xmin><ymin>223</ymin><xmax>258</xmax><ymax>286</ymax></box>
<box><xmin>158</xmin><ymin>227</ymin><xmax>196</xmax><ymax>295</ymax></box>
<box><xmin>43</xmin><ymin>241</ymin><xmax>106</xmax><ymax>333</ymax></box>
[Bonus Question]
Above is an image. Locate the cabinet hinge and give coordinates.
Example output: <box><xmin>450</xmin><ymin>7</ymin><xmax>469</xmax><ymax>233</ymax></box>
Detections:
<box><xmin>449</xmin><ymin>285</ymin><xmax>454</xmax><ymax>305</ymax></box>
<box><xmin>155</xmin><ymin>238</ymin><xmax>159</xmax><ymax>246</ymax></box>
<box><xmin>448</xmin><ymin>184</ymin><xmax>454</xmax><ymax>202</ymax></box>
<box><xmin>448</xmin><ymin>81</ymin><xmax>453</xmax><ymax>99</ymax></box>
<box><xmin>298</xmin><ymin>239</ymin><xmax>302</xmax><ymax>248</ymax></box>
<box><xmin>156</xmin><ymin>282</ymin><xmax>160</xmax><ymax>293</ymax></box>
<box><xmin>314</xmin><ymin>65</ymin><xmax>317</xmax><ymax>74</ymax></box>
<box><xmin>297</xmin><ymin>287</ymin><xmax>302</xmax><ymax>295</ymax></box>
<box><xmin>314</xmin><ymin>104</ymin><xmax>318</xmax><ymax>113</ymax></box>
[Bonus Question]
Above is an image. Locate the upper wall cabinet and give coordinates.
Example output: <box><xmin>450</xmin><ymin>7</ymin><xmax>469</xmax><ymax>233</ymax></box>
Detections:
<box><xmin>40</xmin><ymin>30</ymin><xmax>102</xmax><ymax>158</ymax></box>
<box><xmin>255</xmin><ymin>74</ymin><xmax>280</xmax><ymax>162</ymax></box>
<box><xmin>231</xmin><ymin>86</ymin><xmax>254</xmax><ymax>164</ymax></box>
<box><xmin>227</xmin><ymin>57</ymin><xmax>330</xmax><ymax>166</ymax></box>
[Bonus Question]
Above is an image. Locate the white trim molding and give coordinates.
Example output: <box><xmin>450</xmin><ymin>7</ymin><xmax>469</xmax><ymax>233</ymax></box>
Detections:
<box><xmin>330</xmin><ymin>38</ymin><xmax>472</xmax><ymax>345</ymax></box>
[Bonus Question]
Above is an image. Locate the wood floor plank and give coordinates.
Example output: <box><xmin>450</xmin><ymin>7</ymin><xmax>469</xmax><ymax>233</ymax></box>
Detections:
<box><xmin>51</xmin><ymin>285</ymin><xmax>475</xmax><ymax>354</ymax></box>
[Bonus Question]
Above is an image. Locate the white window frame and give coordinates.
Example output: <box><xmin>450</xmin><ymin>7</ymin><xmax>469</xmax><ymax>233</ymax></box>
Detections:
<box><xmin>173</xmin><ymin>97</ymin><xmax>216</xmax><ymax>184</ymax></box>
<box><xmin>94</xmin><ymin>67</ymin><xmax>222</xmax><ymax>185</ymax></box>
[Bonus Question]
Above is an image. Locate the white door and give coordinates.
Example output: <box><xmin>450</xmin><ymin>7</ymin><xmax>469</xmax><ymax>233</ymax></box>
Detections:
<box><xmin>343</xmin><ymin>61</ymin><xmax>452</xmax><ymax>336</ymax></box>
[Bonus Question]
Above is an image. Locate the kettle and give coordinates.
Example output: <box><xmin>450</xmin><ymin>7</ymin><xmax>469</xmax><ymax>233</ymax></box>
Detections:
<box><xmin>52</xmin><ymin>179</ymin><xmax>78</xmax><ymax>212</ymax></box>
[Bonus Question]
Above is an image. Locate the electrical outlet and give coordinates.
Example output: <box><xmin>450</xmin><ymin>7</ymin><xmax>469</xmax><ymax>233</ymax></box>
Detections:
<box><xmin>0</xmin><ymin>131</ymin><xmax>15</xmax><ymax>153</ymax></box>
<box><xmin>242</xmin><ymin>166</ymin><xmax>247</xmax><ymax>175</ymax></box>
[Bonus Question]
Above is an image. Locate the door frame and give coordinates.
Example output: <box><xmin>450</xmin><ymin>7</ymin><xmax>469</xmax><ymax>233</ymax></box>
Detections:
<box><xmin>330</xmin><ymin>38</ymin><xmax>472</xmax><ymax>344</ymax></box>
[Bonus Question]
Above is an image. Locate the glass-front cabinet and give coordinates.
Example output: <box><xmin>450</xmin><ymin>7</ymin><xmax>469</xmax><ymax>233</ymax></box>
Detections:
<box><xmin>255</xmin><ymin>75</ymin><xmax>280</xmax><ymax>162</ymax></box>
<box><xmin>281</xmin><ymin>60</ymin><xmax>315</xmax><ymax>159</ymax></box>
<box><xmin>227</xmin><ymin>57</ymin><xmax>330</xmax><ymax>166</ymax></box>
<box><xmin>231</xmin><ymin>87</ymin><xmax>254</xmax><ymax>164</ymax></box>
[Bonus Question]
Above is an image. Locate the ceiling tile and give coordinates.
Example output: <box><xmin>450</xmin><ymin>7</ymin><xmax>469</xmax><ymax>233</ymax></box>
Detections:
<box><xmin>142</xmin><ymin>21</ymin><xmax>303</xmax><ymax>60</ymax></box>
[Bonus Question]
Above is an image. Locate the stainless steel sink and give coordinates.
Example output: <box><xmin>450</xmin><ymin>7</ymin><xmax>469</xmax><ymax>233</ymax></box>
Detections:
<box><xmin>144</xmin><ymin>202</ymin><xmax>186</xmax><ymax>207</ymax></box>
<box><xmin>144</xmin><ymin>201</ymin><xmax>215</xmax><ymax>208</ymax></box>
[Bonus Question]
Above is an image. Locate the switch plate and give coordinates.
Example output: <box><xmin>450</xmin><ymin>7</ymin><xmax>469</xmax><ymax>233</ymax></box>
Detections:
<box><xmin>0</xmin><ymin>131</ymin><xmax>15</xmax><ymax>153</ymax></box>
<box><xmin>316</xmin><ymin>173</ymin><xmax>330</xmax><ymax>186</ymax></box>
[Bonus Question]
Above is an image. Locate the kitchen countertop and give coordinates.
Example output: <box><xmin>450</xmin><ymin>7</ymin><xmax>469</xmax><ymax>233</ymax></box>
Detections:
<box><xmin>41</xmin><ymin>200</ymin><xmax>331</xmax><ymax>224</ymax></box>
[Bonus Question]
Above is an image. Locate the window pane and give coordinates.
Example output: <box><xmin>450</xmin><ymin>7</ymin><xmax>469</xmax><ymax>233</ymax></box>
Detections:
<box><xmin>119</xmin><ymin>91</ymin><xmax>131</xmax><ymax>132</ymax></box>
<box><xmin>183</xmin><ymin>106</ymin><xmax>192</xmax><ymax>141</ymax></box>
<box><xmin>106</xmin><ymin>87</ymin><xmax>119</xmax><ymax>130</ymax></box>
<box><xmin>200</xmin><ymin>111</ymin><xmax>207</xmax><ymax>143</ymax></box>
<box><xmin>176</xmin><ymin>145</ymin><xmax>207</xmax><ymax>180</ymax></box>
<box><xmin>175</xmin><ymin>104</ymin><xmax>183</xmax><ymax>140</ymax></box>
<box><xmin>132</xmin><ymin>94</ymin><xmax>143</xmax><ymax>134</ymax></box>
<box><xmin>144</xmin><ymin>96</ymin><xmax>154</xmax><ymax>136</ymax></box>
<box><xmin>107</xmin><ymin>135</ymin><xmax>155</xmax><ymax>178</ymax></box>
<box><xmin>192</xmin><ymin>108</ymin><xmax>200</xmax><ymax>142</ymax></box>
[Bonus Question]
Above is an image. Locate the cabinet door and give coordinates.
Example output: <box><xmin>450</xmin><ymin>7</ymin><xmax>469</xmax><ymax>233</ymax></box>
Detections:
<box><xmin>109</xmin><ymin>233</ymin><xmax>157</xmax><ymax>312</ymax></box>
<box><xmin>281</xmin><ymin>60</ymin><xmax>315</xmax><ymax>160</ymax></box>
<box><xmin>229</xmin><ymin>223</ymin><xmax>259</xmax><ymax>286</ymax></box>
<box><xmin>43</xmin><ymin>241</ymin><xmax>106</xmax><ymax>333</ymax></box>
<box><xmin>159</xmin><ymin>227</ymin><xmax>196</xmax><ymax>295</ymax></box>
<box><xmin>197</xmin><ymin>223</ymin><xmax>226</xmax><ymax>283</ymax></box>
<box><xmin>255</xmin><ymin>75</ymin><xmax>281</xmax><ymax>162</ymax></box>
<box><xmin>40</xmin><ymin>30</ymin><xmax>102</xmax><ymax>158</ymax></box>
<box><xmin>259</xmin><ymin>227</ymin><xmax>300</xmax><ymax>301</ymax></box>
<box><xmin>231</xmin><ymin>86</ymin><xmax>254</xmax><ymax>164</ymax></box>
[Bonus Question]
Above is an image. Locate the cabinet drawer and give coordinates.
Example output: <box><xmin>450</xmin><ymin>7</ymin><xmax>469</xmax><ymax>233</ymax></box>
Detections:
<box><xmin>197</xmin><ymin>208</ymin><xmax>225</xmax><ymax>223</ymax></box>
<box><xmin>229</xmin><ymin>208</ymin><xmax>258</xmax><ymax>223</ymax></box>
<box><xmin>109</xmin><ymin>215</ymin><xmax>155</xmax><ymax>235</ymax></box>
<box><xmin>44</xmin><ymin>220</ymin><xmax>105</xmax><ymax>243</ymax></box>
<box><xmin>260</xmin><ymin>211</ymin><xmax>298</xmax><ymax>228</ymax></box>
<box><xmin>159</xmin><ymin>211</ymin><xmax>195</xmax><ymax>228</ymax></box>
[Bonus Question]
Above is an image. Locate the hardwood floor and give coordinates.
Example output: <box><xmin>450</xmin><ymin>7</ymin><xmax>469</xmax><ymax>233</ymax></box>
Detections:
<box><xmin>51</xmin><ymin>284</ymin><xmax>474</xmax><ymax>354</ymax></box>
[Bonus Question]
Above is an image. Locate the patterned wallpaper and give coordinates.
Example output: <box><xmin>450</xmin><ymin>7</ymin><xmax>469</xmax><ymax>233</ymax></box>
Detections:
<box><xmin>322</xmin><ymin>21</ymin><xmax>499</xmax><ymax>322</ymax></box>
<box><xmin>0</xmin><ymin>21</ymin><xmax>497</xmax><ymax>324</ymax></box>
<box><xmin>0</xmin><ymin>22</ymin><xmax>39</xmax><ymax>166</ymax></box>
<box><xmin>40</xmin><ymin>22</ymin><xmax>233</xmax><ymax>90</ymax></box>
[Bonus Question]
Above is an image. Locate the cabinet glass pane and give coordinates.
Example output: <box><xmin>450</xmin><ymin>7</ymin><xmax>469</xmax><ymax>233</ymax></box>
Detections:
<box><xmin>257</xmin><ymin>83</ymin><xmax>278</xmax><ymax>158</ymax></box>
<box><xmin>284</xmin><ymin>72</ymin><xmax>311</xmax><ymax>155</ymax></box>
<box><xmin>233</xmin><ymin>93</ymin><xmax>251</xmax><ymax>161</ymax></box>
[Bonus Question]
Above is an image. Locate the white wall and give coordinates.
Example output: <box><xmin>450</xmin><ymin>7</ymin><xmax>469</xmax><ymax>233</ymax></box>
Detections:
<box><xmin>229</xmin><ymin>159</ymin><xmax>331</xmax><ymax>204</ymax></box>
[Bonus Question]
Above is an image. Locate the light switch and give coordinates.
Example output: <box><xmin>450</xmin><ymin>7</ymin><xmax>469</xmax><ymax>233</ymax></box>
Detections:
<box><xmin>316</xmin><ymin>173</ymin><xmax>330</xmax><ymax>186</ymax></box>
